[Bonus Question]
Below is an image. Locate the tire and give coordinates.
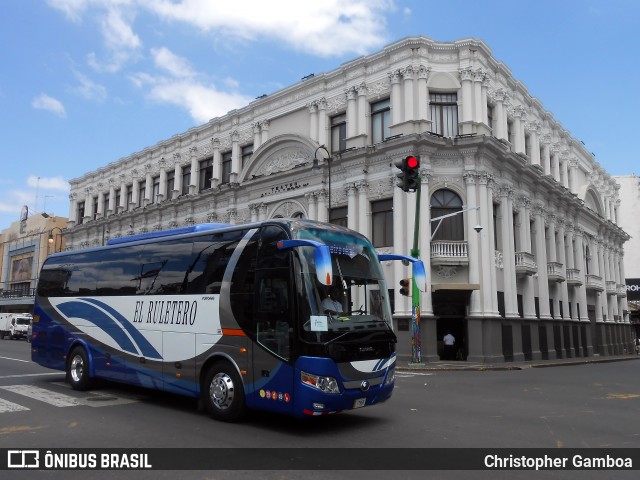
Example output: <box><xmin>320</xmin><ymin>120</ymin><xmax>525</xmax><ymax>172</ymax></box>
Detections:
<box><xmin>67</xmin><ymin>346</ymin><xmax>93</xmax><ymax>391</ymax></box>
<box><xmin>202</xmin><ymin>362</ymin><xmax>245</xmax><ymax>422</ymax></box>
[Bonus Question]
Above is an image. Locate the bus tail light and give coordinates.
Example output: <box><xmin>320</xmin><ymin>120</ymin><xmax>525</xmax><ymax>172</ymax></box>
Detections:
<box><xmin>301</xmin><ymin>371</ymin><xmax>340</xmax><ymax>394</ymax></box>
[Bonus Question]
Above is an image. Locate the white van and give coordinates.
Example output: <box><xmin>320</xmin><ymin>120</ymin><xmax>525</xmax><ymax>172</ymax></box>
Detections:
<box><xmin>0</xmin><ymin>313</ymin><xmax>32</xmax><ymax>340</ymax></box>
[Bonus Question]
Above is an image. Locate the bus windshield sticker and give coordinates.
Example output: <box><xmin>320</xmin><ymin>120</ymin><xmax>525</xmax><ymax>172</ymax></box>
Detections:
<box><xmin>309</xmin><ymin>315</ymin><xmax>328</xmax><ymax>332</ymax></box>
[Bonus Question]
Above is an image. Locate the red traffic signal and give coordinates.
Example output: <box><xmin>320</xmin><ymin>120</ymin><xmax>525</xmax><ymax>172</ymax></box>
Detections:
<box><xmin>395</xmin><ymin>155</ymin><xmax>420</xmax><ymax>192</ymax></box>
<box><xmin>404</xmin><ymin>155</ymin><xmax>419</xmax><ymax>170</ymax></box>
<box><xmin>399</xmin><ymin>278</ymin><xmax>412</xmax><ymax>297</ymax></box>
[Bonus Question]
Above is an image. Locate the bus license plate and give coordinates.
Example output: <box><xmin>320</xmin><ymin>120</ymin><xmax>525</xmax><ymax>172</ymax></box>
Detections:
<box><xmin>353</xmin><ymin>398</ymin><xmax>366</xmax><ymax>408</ymax></box>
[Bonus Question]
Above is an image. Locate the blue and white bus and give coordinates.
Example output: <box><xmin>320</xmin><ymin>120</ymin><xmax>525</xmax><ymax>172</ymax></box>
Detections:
<box><xmin>32</xmin><ymin>219</ymin><xmax>425</xmax><ymax>421</ymax></box>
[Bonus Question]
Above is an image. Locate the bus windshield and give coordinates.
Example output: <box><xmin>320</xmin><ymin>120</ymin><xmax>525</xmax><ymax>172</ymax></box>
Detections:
<box><xmin>292</xmin><ymin>225</ymin><xmax>394</xmax><ymax>346</ymax></box>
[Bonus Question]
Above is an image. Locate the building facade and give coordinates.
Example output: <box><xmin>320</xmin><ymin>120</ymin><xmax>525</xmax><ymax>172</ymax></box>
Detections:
<box><xmin>66</xmin><ymin>36</ymin><xmax>632</xmax><ymax>363</ymax></box>
<box><xmin>614</xmin><ymin>174</ymin><xmax>639</xmax><ymax>338</ymax></box>
<box><xmin>0</xmin><ymin>212</ymin><xmax>67</xmax><ymax>313</ymax></box>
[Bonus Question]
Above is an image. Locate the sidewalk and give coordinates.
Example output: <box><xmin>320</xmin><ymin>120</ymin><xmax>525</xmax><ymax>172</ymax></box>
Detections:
<box><xmin>396</xmin><ymin>354</ymin><xmax>640</xmax><ymax>371</ymax></box>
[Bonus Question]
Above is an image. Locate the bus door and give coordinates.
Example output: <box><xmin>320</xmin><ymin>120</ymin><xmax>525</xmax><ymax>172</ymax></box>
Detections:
<box><xmin>248</xmin><ymin>226</ymin><xmax>295</xmax><ymax>413</ymax></box>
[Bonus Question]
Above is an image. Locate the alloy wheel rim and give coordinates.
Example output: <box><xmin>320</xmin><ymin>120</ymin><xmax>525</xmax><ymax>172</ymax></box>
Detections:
<box><xmin>70</xmin><ymin>355</ymin><xmax>84</xmax><ymax>383</ymax></box>
<box><xmin>209</xmin><ymin>372</ymin><xmax>234</xmax><ymax>410</ymax></box>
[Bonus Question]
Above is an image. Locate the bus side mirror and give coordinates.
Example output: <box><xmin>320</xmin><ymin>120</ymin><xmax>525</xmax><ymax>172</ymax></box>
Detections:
<box><xmin>277</xmin><ymin>239</ymin><xmax>333</xmax><ymax>286</ymax></box>
<box><xmin>378</xmin><ymin>254</ymin><xmax>427</xmax><ymax>292</ymax></box>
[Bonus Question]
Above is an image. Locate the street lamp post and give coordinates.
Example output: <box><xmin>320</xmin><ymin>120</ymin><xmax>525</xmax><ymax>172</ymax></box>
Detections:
<box><xmin>48</xmin><ymin>226</ymin><xmax>64</xmax><ymax>254</ymax></box>
<box><xmin>312</xmin><ymin>145</ymin><xmax>332</xmax><ymax>220</ymax></box>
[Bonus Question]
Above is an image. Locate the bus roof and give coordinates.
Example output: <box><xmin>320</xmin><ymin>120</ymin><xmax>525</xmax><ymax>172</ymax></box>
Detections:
<box><xmin>105</xmin><ymin>223</ymin><xmax>231</xmax><ymax>245</ymax></box>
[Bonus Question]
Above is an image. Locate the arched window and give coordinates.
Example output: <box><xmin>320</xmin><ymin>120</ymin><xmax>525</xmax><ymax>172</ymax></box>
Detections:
<box><xmin>430</xmin><ymin>189</ymin><xmax>464</xmax><ymax>241</ymax></box>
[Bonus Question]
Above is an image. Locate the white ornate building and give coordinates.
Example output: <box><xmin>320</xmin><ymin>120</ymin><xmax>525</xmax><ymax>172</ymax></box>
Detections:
<box><xmin>66</xmin><ymin>36</ymin><xmax>631</xmax><ymax>363</ymax></box>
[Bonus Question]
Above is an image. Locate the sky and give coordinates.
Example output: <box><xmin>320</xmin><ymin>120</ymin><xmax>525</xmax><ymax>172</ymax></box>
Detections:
<box><xmin>1</xmin><ymin>0</ymin><xmax>638</xmax><ymax>229</ymax></box>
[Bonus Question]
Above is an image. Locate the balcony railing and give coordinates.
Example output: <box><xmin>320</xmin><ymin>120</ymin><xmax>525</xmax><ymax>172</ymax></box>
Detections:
<box><xmin>514</xmin><ymin>252</ymin><xmax>537</xmax><ymax>276</ymax></box>
<box><xmin>585</xmin><ymin>274</ymin><xmax>604</xmax><ymax>292</ymax></box>
<box><xmin>606</xmin><ymin>280</ymin><xmax>617</xmax><ymax>295</ymax></box>
<box><xmin>617</xmin><ymin>284</ymin><xmax>627</xmax><ymax>297</ymax></box>
<box><xmin>566</xmin><ymin>268</ymin><xmax>582</xmax><ymax>287</ymax></box>
<box><xmin>547</xmin><ymin>262</ymin><xmax>565</xmax><ymax>283</ymax></box>
<box><xmin>431</xmin><ymin>241</ymin><xmax>469</xmax><ymax>266</ymax></box>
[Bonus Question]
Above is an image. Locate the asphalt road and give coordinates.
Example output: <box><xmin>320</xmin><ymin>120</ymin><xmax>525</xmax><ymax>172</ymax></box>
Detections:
<box><xmin>1</xmin><ymin>338</ymin><xmax>639</xmax><ymax>479</ymax></box>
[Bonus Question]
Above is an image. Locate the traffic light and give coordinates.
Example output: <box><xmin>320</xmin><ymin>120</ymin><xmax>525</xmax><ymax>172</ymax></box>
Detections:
<box><xmin>394</xmin><ymin>155</ymin><xmax>420</xmax><ymax>192</ymax></box>
<box><xmin>399</xmin><ymin>278</ymin><xmax>412</xmax><ymax>297</ymax></box>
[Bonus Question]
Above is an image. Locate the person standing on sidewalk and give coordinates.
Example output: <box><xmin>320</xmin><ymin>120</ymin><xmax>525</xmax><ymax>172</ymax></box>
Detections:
<box><xmin>443</xmin><ymin>332</ymin><xmax>456</xmax><ymax>360</ymax></box>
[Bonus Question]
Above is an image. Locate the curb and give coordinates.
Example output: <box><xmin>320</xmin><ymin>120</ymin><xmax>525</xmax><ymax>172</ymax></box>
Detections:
<box><xmin>396</xmin><ymin>355</ymin><xmax>640</xmax><ymax>372</ymax></box>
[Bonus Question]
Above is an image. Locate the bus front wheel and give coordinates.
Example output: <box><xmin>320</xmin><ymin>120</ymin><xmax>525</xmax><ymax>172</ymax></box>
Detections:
<box><xmin>67</xmin><ymin>346</ymin><xmax>93</xmax><ymax>391</ymax></box>
<box><xmin>202</xmin><ymin>362</ymin><xmax>245</xmax><ymax>422</ymax></box>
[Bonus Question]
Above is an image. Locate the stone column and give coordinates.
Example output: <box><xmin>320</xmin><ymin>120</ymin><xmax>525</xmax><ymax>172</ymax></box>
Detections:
<box><xmin>316</xmin><ymin>190</ymin><xmax>327</xmax><ymax>223</ymax></box>
<box><xmin>317</xmin><ymin>98</ymin><xmax>328</xmax><ymax>147</ymax></box>
<box><xmin>108</xmin><ymin>183</ymin><xmax>116</xmax><ymax>215</ymax></box>
<box><xmin>212</xmin><ymin>138</ymin><xmax>221</xmax><ymax>187</ymax></box>
<box><xmin>547</xmin><ymin>214</ymin><xmax>559</xmax><ymax>318</ymax></box>
<box><xmin>551</xmin><ymin>146</ymin><xmax>561</xmax><ymax>183</ymax></box>
<box><xmin>308</xmin><ymin>101</ymin><xmax>318</xmax><ymax>143</ymax></box>
<box><xmin>158</xmin><ymin>163</ymin><xmax>167</xmax><ymax>202</ymax></box>
<box><xmin>493</xmin><ymin>89</ymin><xmax>508</xmax><ymax>141</ymax></box>
<box><xmin>260</xmin><ymin>120</ymin><xmax>270</xmax><ymax>145</ymax></box>
<box><xmin>403</xmin><ymin>66</ymin><xmax>415</xmax><ymax>122</ymax></box>
<box><xmin>356</xmin><ymin>182</ymin><xmax>369</xmax><ymax>238</ymax></box>
<box><xmin>346</xmin><ymin>87</ymin><xmax>357</xmax><ymax>139</ymax></box>
<box><xmin>541</xmin><ymin>136</ymin><xmax>552</xmax><ymax>176</ymax></box>
<box><xmin>119</xmin><ymin>175</ymin><xmax>127</xmax><ymax>212</ymax></box>
<box><xmin>464</xmin><ymin>172</ymin><xmax>482</xmax><ymax>316</ymax></box>
<box><xmin>561</xmin><ymin>155</ymin><xmax>569</xmax><ymax>189</ymax></box>
<box><xmin>68</xmin><ymin>193</ymin><xmax>78</xmax><ymax>226</ymax></box>
<box><xmin>512</xmin><ymin>106</ymin><xmax>526</xmax><ymax>155</ymax></box>
<box><xmin>131</xmin><ymin>177</ymin><xmax>139</xmax><ymax>209</ymax></box>
<box><xmin>533</xmin><ymin>203</ymin><xmax>551</xmax><ymax>319</ymax></box>
<box><xmin>356</xmin><ymin>84</ymin><xmax>368</xmax><ymax>138</ymax></box>
<box><xmin>96</xmin><ymin>189</ymin><xmax>105</xmax><ymax>218</ymax></box>
<box><xmin>574</xmin><ymin>229</ymin><xmax>589</xmax><ymax>323</ymax></box>
<box><xmin>189</xmin><ymin>149</ymin><xmax>199</xmax><ymax>195</ymax></box>
<box><xmin>145</xmin><ymin>170</ymin><xmax>153</xmax><ymax>205</ymax></box>
<box><xmin>459</xmin><ymin>67</ymin><xmax>474</xmax><ymax>133</ymax></box>
<box><xmin>306</xmin><ymin>193</ymin><xmax>317</xmax><ymax>221</ymax></box>
<box><xmin>252</xmin><ymin>122</ymin><xmax>261</xmax><ymax>150</ymax></box>
<box><xmin>568</xmin><ymin>159</ymin><xmax>578</xmax><ymax>195</ymax></box>
<box><xmin>417</xmin><ymin>66</ymin><xmax>430</xmax><ymax>126</ymax></box>
<box><xmin>556</xmin><ymin>219</ymin><xmax>570</xmax><ymax>319</ymax></box>
<box><xmin>473</xmin><ymin>69</ymin><xmax>486</xmax><ymax>124</ymax></box>
<box><xmin>418</xmin><ymin>171</ymin><xmax>433</xmax><ymax>316</ymax></box>
<box><xmin>259</xmin><ymin>203</ymin><xmax>268</xmax><ymax>222</ymax></box>
<box><xmin>389</xmin><ymin>71</ymin><xmax>402</xmax><ymax>127</ymax></box>
<box><xmin>498</xmin><ymin>186</ymin><xmax>517</xmax><ymax>317</ymax></box>
<box><xmin>518</xmin><ymin>197</ymin><xmax>536</xmax><ymax>319</ymax></box>
<box><xmin>528</xmin><ymin>122</ymin><xmax>541</xmax><ymax>167</ymax></box>
<box><xmin>231</xmin><ymin>130</ymin><xmax>240</xmax><ymax>183</ymax></box>
<box><xmin>478</xmin><ymin>173</ymin><xmax>495</xmax><ymax>316</ymax></box>
<box><xmin>347</xmin><ymin>184</ymin><xmax>358</xmax><ymax>231</ymax></box>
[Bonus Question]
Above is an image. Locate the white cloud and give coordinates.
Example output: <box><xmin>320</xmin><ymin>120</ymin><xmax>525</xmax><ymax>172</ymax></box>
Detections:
<box><xmin>146</xmin><ymin>79</ymin><xmax>252</xmax><ymax>123</ymax></box>
<box><xmin>143</xmin><ymin>0</ymin><xmax>395</xmax><ymax>57</ymax></box>
<box><xmin>151</xmin><ymin>47</ymin><xmax>196</xmax><ymax>78</ymax></box>
<box><xmin>27</xmin><ymin>176</ymin><xmax>70</xmax><ymax>192</ymax></box>
<box><xmin>72</xmin><ymin>71</ymin><xmax>108</xmax><ymax>101</ymax></box>
<box><xmin>32</xmin><ymin>94</ymin><xmax>67</xmax><ymax>117</ymax></box>
<box><xmin>46</xmin><ymin>0</ymin><xmax>89</xmax><ymax>23</ymax></box>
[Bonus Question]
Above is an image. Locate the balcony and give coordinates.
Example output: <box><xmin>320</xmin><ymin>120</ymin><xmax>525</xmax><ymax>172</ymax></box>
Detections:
<box><xmin>514</xmin><ymin>252</ymin><xmax>537</xmax><ymax>276</ymax></box>
<box><xmin>606</xmin><ymin>280</ymin><xmax>617</xmax><ymax>295</ymax></box>
<box><xmin>431</xmin><ymin>241</ymin><xmax>469</xmax><ymax>266</ymax></box>
<box><xmin>585</xmin><ymin>274</ymin><xmax>604</xmax><ymax>292</ymax></box>
<box><xmin>547</xmin><ymin>262</ymin><xmax>565</xmax><ymax>283</ymax></box>
<box><xmin>617</xmin><ymin>284</ymin><xmax>627</xmax><ymax>297</ymax></box>
<box><xmin>566</xmin><ymin>268</ymin><xmax>582</xmax><ymax>287</ymax></box>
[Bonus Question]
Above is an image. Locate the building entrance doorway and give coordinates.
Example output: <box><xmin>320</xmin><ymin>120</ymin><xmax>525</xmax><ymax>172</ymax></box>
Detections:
<box><xmin>432</xmin><ymin>288</ymin><xmax>472</xmax><ymax>361</ymax></box>
<box><xmin>436</xmin><ymin>317</ymin><xmax>466</xmax><ymax>360</ymax></box>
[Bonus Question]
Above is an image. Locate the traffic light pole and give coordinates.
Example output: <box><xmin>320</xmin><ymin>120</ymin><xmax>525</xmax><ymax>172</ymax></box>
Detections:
<box><xmin>410</xmin><ymin>176</ymin><xmax>422</xmax><ymax>365</ymax></box>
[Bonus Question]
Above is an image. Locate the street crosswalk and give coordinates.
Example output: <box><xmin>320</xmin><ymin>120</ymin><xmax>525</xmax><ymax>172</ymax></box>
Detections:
<box><xmin>0</xmin><ymin>383</ymin><xmax>139</xmax><ymax>414</ymax></box>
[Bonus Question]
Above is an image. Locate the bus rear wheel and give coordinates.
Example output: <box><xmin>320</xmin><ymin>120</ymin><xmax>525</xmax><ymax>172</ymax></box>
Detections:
<box><xmin>203</xmin><ymin>362</ymin><xmax>245</xmax><ymax>422</ymax></box>
<box><xmin>67</xmin><ymin>346</ymin><xmax>93</xmax><ymax>391</ymax></box>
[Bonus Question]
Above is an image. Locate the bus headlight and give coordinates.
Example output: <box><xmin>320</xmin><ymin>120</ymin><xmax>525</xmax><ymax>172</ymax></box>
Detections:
<box><xmin>301</xmin><ymin>371</ymin><xmax>340</xmax><ymax>394</ymax></box>
<box><xmin>384</xmin><ymin>367</ymin><xmax>395</xmax><ymax>386</ymax></box>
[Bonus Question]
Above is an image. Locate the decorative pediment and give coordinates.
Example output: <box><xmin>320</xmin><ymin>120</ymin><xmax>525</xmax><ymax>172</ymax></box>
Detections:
<box><xmin>241</xmin><ymin>134</ymin><xmax>317</xmax><ymax>182</ymax></box>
